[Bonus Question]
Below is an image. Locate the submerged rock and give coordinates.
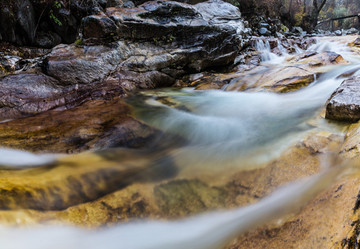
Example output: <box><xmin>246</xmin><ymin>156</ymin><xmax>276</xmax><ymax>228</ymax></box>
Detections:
<box><xmin>154</xmin><ymin>179</ymin><xmax>227</xmax><ymax>217</ymax></box>
<box><xmin>326</xmin><ymin>76</ymin><xmax>360</xmax><ymax>122</ymax></box>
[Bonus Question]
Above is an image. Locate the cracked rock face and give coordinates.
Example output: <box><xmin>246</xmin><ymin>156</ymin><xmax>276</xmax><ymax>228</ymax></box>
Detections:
<box><xmin>326</xmin><ymin>76</ymin><xmax>360</xmax><ymax>122</ymax></box>
<box><xmin>80</xmin><ymin>0</ymin><xmax>243</xmax><ymax>72</ymax></box>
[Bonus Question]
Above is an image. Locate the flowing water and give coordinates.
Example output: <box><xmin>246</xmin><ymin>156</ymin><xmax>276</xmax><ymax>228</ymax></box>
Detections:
<box><xmin>0</xmin><ymin>36</ymin><xmax>359</xmax><ymax>248</ymax></box>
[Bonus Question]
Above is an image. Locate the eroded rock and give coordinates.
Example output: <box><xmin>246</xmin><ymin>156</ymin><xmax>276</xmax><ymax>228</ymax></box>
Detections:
<box><xmin>0</xmin><ymin>98</ymin><xmax>158</xmax><ymax>153</ymax></box>
<box><xmin>326</xmin><ymin>76</ymin><xmax>360</xmax><ymax>122</ymax></box>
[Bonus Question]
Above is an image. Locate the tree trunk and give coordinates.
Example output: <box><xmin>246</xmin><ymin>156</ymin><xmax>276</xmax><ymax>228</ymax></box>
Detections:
<box><xmin>301</xmin><ymin>0</ymin><xmax>327</xmax><ymax>32</ymax></box>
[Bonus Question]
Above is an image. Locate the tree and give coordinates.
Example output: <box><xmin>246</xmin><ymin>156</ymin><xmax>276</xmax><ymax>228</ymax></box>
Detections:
<box><xmin>301</xmin><ymin>0</ymin><xmax>327</xmax><ymax>31</ymax></box>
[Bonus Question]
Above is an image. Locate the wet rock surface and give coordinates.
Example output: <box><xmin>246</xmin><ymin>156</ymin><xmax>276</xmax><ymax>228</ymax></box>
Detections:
<box><xmin>187</xmin><ymin>50</ymin><xmax>347</xmax><ymax>93</ymax></box>
<box><xmin>82</xmin><ymin>0</ymin><xmax>243</xmax><ymax>72</ymax></box>
<box><xmin>0</xmin><ymin>0</ymin><xmax>244</xmax><ymax>121</ymax></box>
<box><xmin>326</xmin><ymin>76</ymin><xmax>360</xmax><ymax>122</ymax></box>
<box><xmin>0</xmin><ymin>98</ymin><xmax>158</xmax><ymax>153</ymax></box>
<box><xmin>0</xmin><ymin>129</ymin><xmax>342</xmax><ymax>226</ymax></box>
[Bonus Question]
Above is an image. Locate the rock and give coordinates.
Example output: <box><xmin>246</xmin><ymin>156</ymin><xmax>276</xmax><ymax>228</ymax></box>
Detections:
<box><xmin>259</xmin><ymin>22</ymin><xmax>270</xmax><ymax>29</ymax></box>
<box><xmin>82</xmin><ymin>14</ymin><xmax>118</xmax><ymax>42</ymax></box>
<box><xmin>354</xmin><ymin>37</ymin><xmax>360</xmax><ymax>46</ymax></box>
<box><xmin>194</xmin><ymin>0</ymin><xmax>244</xmax><ymax>33</ymax></box>
<box><xmin>107</xmin><ymin>0</ymin><xmax>124</xmax><ymax>7</ymax></box>
<box><xmin>81</xmin><ymin>0</ymin><xmax>242</xmax><ymax>71</ymax></box>
<box><xmin>124</xmin><ymin>0</ymin><xmax>136</xmax><ymax>8</ymax></box>
<box><xmin>224</xmin><ymin>51</ymin><xmax>347</xmax><ymax>93</ymax></box>
<box><xmin>335</xmin><ymin>30</ymin><xmax>342</xmax><ymax>36</ymax></box>
<box><xmin>347</xmin><ymin>28</ymin><xmax>358</xmax><ymax>34</ymax></box>
<box><xmin>227</xmin><ymin>175</ymin><xmax>360</xmax><ymax>249</ymax></box>
<box><xmin>43</xmin><ymin>0</ymin><xmax>243</xmax><ymax>89</ymax></box>
<box><xmin>289</xmin><ymin>51</ymin><xmax>346</xmax><ymax>67</ymax></box>
<box><xmin>34</xmin><ymin>31</ymin><xmax>62</xmax><ymax>48</ymax></box>
<box><xmin>0</xmin><ymin>145</ymin><xmax>175</xmax><ymax>210</ymax></box>
<box><xmin>0</xmin><ymin>73</ymin><xmax>64</xmax><ymax>119</ymax></box>
<box><xmin>154</xmin><ymin>179</ymin><xmax>227</xmax><ymax>217</ymax></box>
<box><xmin>300</xmin><ymin>37</ymin><xmax>316</xmax><ymax>50</ymax></box>
<box><xmin>258</xmin><ymin>27</ymin><xmax>270</xmax><ymax>36</ymax></box>
<box><xmin>292</xmin><ymin>26</ymin><xmax>304</xmax><ymax>33</ymax></box>
<box><xmin>43</xmin><ymin>44</ymin><xmax>123</xmax><ymax>85</ymax></box>
<box><xmin>0</xmin><ymin>98</ymin><xmax>158</xmax><ymax>153</ymax></box>
<box><xmin>340</xmin><ymin>122</ymin><xmax>360</xmax><ymax>159</ymax></box>
<box><xmin>326</xmin><ymin>76</ymin><xmax>360</xmax><ymax>122</ymax></box>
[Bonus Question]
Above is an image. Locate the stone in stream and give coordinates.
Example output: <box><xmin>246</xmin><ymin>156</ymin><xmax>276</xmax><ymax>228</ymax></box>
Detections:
<box><xmin>326</xmin><ymin>76</ymin><xmax>360</xmax><ymax>122</ymax></box>
<box><xmin>0</xmin><ymin>98</ymin><xmax>158</xmax><ymax>153</ymax></box>
<box><xmin>222</xmin><ymin>51</ymin><xmax>347</xmax><ymax>93</ymax></box>
<box><xmin>258</xmin><ymin>27</ymin><xmax>271</xmax><ymax>36</ymax></box>
<box><xmin>354</xmin><ymin>37</ymin><xmax>360</xmax><ymax>46</ymax></box>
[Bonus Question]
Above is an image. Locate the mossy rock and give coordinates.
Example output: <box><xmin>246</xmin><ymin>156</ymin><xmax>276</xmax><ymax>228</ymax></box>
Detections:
<box><xmin>154</xmin><ymin>179</ymin><xmax>228</xmax><ymax>217</ymax></box>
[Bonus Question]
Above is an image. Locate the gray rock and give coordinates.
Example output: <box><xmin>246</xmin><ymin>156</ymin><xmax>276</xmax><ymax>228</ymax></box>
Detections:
<box><xmin>82</xmin><ymin>15</ymin><xmax>118</xmax><ymax>42</ymax></box>
<box><xmin>43</xmin><ymin>44</ymin><xmax>123</xmax><ymax>85</ymax></box>
<box><xmin>123</xmin><ymin>1</ymin><xmax>136</xmax><ymax>8</ymax></box>
<box><xmin>259</xmin><ymin>22</ymin><xmax>270</xmax><ymax>29</ymax></box>
<box><xmin>354</xmin><ymin>37</ymin><xmax>360</xmax><ymax>46</ymax></box>
<box><xmin>80</xmin><ymin>0</ymin><xmax>243</xmax><ymax>72</ymax></box>
<box><xmin>35</xmin><ymin>32</ymin><xmax>62</xmax><ymax>48</ymax></box>
<box><xmin>258</xmin><ymin>27</ymin><xmax>270</xmax><ymax>36</ymax></box>
<box><xmin>326</xmin><ymin>77</ymin><xmax>360</xmax><ymax>122</ymax></box>
<box><xmin>0</xmin><ymin>73</ymin><xmax>64</xmax><ymax>119</ymax></box>
<box><xmin>347</xmin><ymin>28</ymin><xmax>359</xmax><ymax>34</ymax></box>
<box><xmin>335</xmin><ymin>30</ymin><xmax>342</xmax><ymax>36</ymax></box>
<box><xmin>292</xmin><ymin>26</ymin><xmax>304</xmax><ymax>33</ymax></box>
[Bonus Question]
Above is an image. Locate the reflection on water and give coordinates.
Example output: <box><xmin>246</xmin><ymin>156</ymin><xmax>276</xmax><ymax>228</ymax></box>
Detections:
<box><xmin>0</xmin><ymin>36</ymin><xmax>359</xmax><ymax>248</ymax></box>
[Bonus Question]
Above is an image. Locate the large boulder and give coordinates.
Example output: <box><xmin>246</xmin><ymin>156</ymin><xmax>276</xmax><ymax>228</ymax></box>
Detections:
<box><xmin>326</xmin><ymin>76</ymin><xmax>360</xmax><ymax>122</ymax></box>
<box><xmin>0</xmin><ymin>73</ymin><xmax>64</xmax><ymax>119</ymax></box>
<box><xmin>43</xmin><ymin>44</ymin><xmax>125</xmax><ymax>85</ymax></box>
<box><xmin>80</xmin><ymin>0</ymin><xmax>243</xmax><ymax>72</ymax></box>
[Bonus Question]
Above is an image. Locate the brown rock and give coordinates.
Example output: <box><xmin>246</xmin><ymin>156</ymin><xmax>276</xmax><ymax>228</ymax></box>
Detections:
<box><xmin>0</xmin><ymin>98</ymin><xmax>158</xmax><ymax>153</ymax></box>
<box><xmin>326</xmin><ymin>76</ymin><xmax>360</xmax><ymax>122</ymax></box>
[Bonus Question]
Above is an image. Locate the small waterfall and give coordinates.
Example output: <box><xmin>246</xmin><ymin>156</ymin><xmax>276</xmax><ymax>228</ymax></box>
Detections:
<box><xmin>294</xmin><ymin>44</ymin><xmax>303</xmax><ymax>54</ymax></box>
<box><xmin>277</xmin><ymin>42</ymin><xmax>289</xmax><ymax>56</ymax></box>
<box><xmin>255</xmin><ymin>39</ymin><xmax>282</xmax><ymax>62</ymax></box>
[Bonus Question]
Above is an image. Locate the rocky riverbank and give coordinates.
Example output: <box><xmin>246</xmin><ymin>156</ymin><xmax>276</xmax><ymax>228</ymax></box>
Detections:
<box><xmin>2</xmin><ymin>1</ymin><xmax>360</xmax><ymax>249</ymax></box>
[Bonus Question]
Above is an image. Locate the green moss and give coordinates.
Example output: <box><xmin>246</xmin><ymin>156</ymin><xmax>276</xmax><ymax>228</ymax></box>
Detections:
<box><xmin>154</xmin><ymin>179</ymin><xmax>228</xmax><ymax>217</ymax></box>
<box><xmin>74</xmin><ymin>39</ymin><xmax>83</xmax><ymax>46</ymax></box>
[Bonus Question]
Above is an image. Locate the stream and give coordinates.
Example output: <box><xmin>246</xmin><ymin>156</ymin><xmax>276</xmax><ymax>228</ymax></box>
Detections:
<box><xmin>0</xmin><ymin>36</ymin><xmax>359</xmax><ymax>248</ymax></box>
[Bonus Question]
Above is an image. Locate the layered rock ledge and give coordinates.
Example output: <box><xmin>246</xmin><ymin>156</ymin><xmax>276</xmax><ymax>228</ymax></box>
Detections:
<box><xmin>0</xmin><ymin>0</ymin><xmax>245</xmax><ymax>121</ymax></box>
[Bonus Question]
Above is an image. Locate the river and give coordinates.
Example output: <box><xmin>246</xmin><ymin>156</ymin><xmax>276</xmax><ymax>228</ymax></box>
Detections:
<box><xmin>0</xmin><ymin>35</ymin><xmax>359</xmax><ymax>249</ymax></box>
